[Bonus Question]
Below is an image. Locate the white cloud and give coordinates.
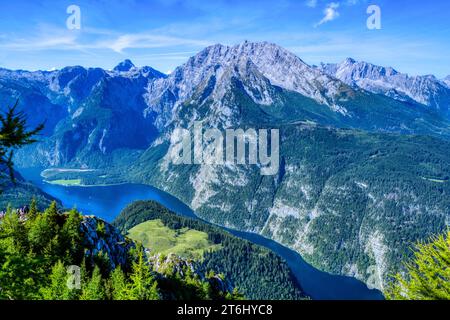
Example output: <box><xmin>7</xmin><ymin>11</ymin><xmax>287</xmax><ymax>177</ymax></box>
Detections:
<box><xmin>0</xmin><ymin>36</ymin><xmax>77</xmax><ymax>51</ymax></box>
<box><xmin>0</xmin><ymin>26</ymin><xmax>210</xmax><ymax>55</ymax></box>
<box><xmin>99</xmin><ymin>34</ymin><xmax>209</xmax><ymax>53</ymax></box>
<box><xmin>315</xmin><ymin>2</ymin><xmax>340</xmax><ymax>27</ymax></box>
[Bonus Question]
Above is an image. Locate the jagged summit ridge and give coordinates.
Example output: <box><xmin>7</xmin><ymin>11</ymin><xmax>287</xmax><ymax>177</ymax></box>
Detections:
<box><xmin>320</xmin><ymin>58</ymin><xmax>450</xmax><ymax>114</ymax></box>
<box><xmin>443</xmin><ymin>75</ymin><xmax>450</xmax><ymax>88</ymax></box>
<box><xmin>162</xmin><ymin>41</ymin><xmax>343</xmax><ymax>102</ymax></box>
<box><xmin>1</xmin><ymin>41</ymin><xmax>450</xmax><ymax>168</ymax></box>
<box><xmin>113</xmin><ymin>59</ymin><xmax>136</xmax><ymax>72</ymax></box>
<box><xmin>144</xmin><ymin>41</ymin><xmax>349</xmax><ymax>127</ymax></box>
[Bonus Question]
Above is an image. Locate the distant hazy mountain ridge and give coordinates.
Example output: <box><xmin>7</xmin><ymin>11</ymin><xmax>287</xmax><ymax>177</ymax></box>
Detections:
<box><xmin>319</xmin><ymin>58</ymin><xmax>450</xmax><ymax>118</ymax></box>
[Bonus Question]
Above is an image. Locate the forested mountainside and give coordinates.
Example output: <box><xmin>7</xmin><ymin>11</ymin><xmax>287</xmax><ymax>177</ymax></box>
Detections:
<box><xmin>127</xmin><ymin>123</ymin><xmax>450</xmax><ymax>290</ymax></box>
<box><xmin>0</xmin><ymin>170</ymin><xmax>58</xmax><ymax>210</ymax></box>
<box><xmin>114</xmin><ymin>200</ymin><xmax>307</xmax><ymax>300</ymax></box>
<box><xmin>0</xmin><ymin>201</ymin><xmax>242</xmax><ymax>300</ymax></box>
<box><xmin>1</xmin><ymin>41</ymin><xmax>449</xmax><ymax>291</ymax></box>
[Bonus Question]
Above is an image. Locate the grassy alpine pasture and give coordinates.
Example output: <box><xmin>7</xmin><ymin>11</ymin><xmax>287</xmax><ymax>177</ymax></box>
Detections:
<box><xmin>127</xmin><ymin>219</ymin><xmax>221</xmax><ymax>260</ymax></box>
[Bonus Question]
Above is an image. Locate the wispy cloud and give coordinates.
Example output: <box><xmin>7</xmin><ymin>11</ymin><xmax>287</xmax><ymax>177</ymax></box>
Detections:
<box><xmin>315</xmin><ymin>2</ymin><xmax>340</xmax><ymax>27</ymax></box>
<box><xmin>97</xmin><ymin>34</ymin><xmax>210</xmax><ymax>53</ymax></box>
<box><xmin>2</xmin><ymin>35</ymin><xmax>77</xmax><ymax>50</ymax></box>
<box><xmin>0</xmin><ymin>26</ymin><xmax>210</xmax><ymax>54</ymax></box>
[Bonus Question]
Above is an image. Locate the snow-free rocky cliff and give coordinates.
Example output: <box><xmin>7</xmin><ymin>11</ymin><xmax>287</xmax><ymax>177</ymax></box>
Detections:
<box><xmin>145</xmin><ymin>41</ymin><xmax>348</xmax><ymax>128</ymax></box>
<box><xmin>443</xmin><ymin>76</ymin><xmax>450</xmax><ymax>88</ymax></box>
<box><xmin>81</xmin><ymin>216</ymin><xmax>135</xmax><ymax>270</ymax></box>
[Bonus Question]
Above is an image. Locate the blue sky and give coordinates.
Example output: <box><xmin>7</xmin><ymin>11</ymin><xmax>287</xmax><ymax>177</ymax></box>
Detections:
<box><xmin>0</xmin><ymin>0</ymin><xmax>449</xmax><ymax>77</ymax></box>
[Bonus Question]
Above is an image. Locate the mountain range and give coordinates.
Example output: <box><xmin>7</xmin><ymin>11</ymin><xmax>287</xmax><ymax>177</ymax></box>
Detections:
<box><xmin>1</xmin><ymin>41</ymin><xmax>450</xmax><ymax>169</ymax></box>
<box><xmin>1</xmin><ymin>41</ymin><xmax>449</xmax><ymax>290</ymax></box>
<box><xmin>318</xmin><ymin>58</ymin><xmax>450</xmax><ymax>118</ymax></box>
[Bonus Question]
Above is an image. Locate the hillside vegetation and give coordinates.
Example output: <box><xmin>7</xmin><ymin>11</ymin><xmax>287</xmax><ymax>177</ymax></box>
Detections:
<box><xmin>0</xmin><ymin>201</ymin><xmax>242</xmax><ymax>300</ymax></box>
<box><xmin>0</xmin><ymin>171</ymin><xmax>58</xmax><ymax>211</ymax></box>
<box><xmin>128</xmin><ymin>123</ymin><xmax>450</xmax><ymax>289</ymax></box>
<box><xmin>386</xmin><ymin>230</ymin><xmax>450</xmax><ymax>300</ymax></box>
<box><xmin>114</xmin><ymin>200</ymin><xmax>307</xmax><ymax>300</ymax></box>
<box><xmin>127</xmin><ymin>219</ymin><xmax>221</xmax><ymax>260</ymax></box>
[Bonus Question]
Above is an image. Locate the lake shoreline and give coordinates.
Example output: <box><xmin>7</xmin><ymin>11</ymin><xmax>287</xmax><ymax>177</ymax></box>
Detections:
<box><xmin>19</xmin><ymin>166</ymin><xmax>384</xmax><ymax>300</ymax></box>
<box><xmin>44</xmin><ymin>179</ymin><xmax>129</xmax><ymax>188</ymax></box>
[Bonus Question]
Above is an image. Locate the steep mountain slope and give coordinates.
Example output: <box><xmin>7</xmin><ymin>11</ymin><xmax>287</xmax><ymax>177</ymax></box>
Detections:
<box><xmin>319</xmin><ymin>58</ymin><xmax>450</xmax><ymax>118</ymax></box>
<box><xmin>0</xmin><ymin>73</ymin><xmax>67</xmax><ymax>135</ymax></box>
<box><xmin>0</xmin><ymin>62</ymin><xmax>166</xmax><ymax>168</ymax></box>
<box><xmin>145</xmin><ymin>42</ymin><xmax>450</xmax><ymax>136</ymax></box>
<box><xmin>444</xmin><ymin>76</ymin><xmax>450</xmax><ymax>88</ymax></box>
<box><xmin>129</xmin><ymin>122</ymin><xmax>450</xmax><ymax>290</ymax></box>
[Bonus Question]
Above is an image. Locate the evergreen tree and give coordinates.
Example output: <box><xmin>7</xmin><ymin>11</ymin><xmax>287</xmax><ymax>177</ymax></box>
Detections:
<box><xmin>40</xmin><ymin>261</ymin><xmax>74</xmax><ymax>300</ymax></box>
<box><xmin>386</xmin><ymin>230</ymin><xmax>450</xmax><ymax>300</ymax></box>
<box><xmin>109</xmin><ymin>266</ymin><xmax>128</xmax><ymax>300</ymax></box>
<box><xmin>43</xmin><ymin>234</ymin><xmax>63</xmax><ymax>265</ymax></box>
<box><xmin>28</xmin><ymin>213</ymin><xmax>54</xmax><ymax>253</ymax></box>
<box><xmin>61</xmin><ymin>208</ymin><xmax>82</xmax><ymax>263</ymax></box>
<box><xmin>226</xmin><ymin>288</ymin><xmax>245</xmax><ymax>300</ymax></box>
<box><xmin>0</xmin><ymin>101</ymin><xmax>43</xmax><ymax>185</ymax></box>
<box><xmin>128</xmin><ymin>247</ymin><xmax>159</xmax><ymax>300</ymax></box>
<box><xmin>44</xmin><ymin>201</ymin><xmax>59</xmax><ymax>226</ymax></box>
<box><xmin>80</xmin><ymin>266</ymin><xmax>105</xmax><ymax>300</ymax></box>
<box><xmin>93</xmin><ymin>250</ymin><xmax>112</xmax><ymax>275</ymax></box>
<box><xmin>28</xmin><ymin>198</ymin><xmax>38</xmax><ymax>220</ymax></box>
<box><xmin>37</xmin><ymin>201</ymin><xmax>61</xmax><ymax>260</ymax></box>
<box><xmin>0</xmin><ymin>206</ymin><xmax>28</xmax><ymax>254</ymax></box>
<box><xmin>0</xmin><ymin>253</ymin><xmax>43</xmax><ymax>300</ymax></box>
<box><xmin>96</xmin><ymin>220</ymin><xmax>106</xmax><ymax>237</ymax></box>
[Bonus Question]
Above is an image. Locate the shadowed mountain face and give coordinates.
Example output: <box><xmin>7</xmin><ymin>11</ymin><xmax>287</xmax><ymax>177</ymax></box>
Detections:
<box><xmin>0</xmin><ymin>61</ymin><xmax>166</xmax><ymax>167</ymax></box>
<box><xmin>1</xmin><ymin>42</ymin><xmax>450</xmax><ymax>290</ymax></box>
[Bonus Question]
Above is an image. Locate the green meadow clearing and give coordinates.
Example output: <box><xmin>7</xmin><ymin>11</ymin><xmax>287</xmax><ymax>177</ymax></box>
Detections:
<box><xmin>45</xmin><ymin>179</ymin><xmax>83</xmax><ymax>186</ymax></box>
<box><xmin>127</xmin><ymin>219</ymin><xmax>221</xmax><ymax>260</ymax></box>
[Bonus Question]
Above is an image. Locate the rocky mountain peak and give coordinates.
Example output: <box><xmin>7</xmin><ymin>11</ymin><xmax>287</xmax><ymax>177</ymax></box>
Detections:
<box><xmin>336</xmin><ymin>58</ymin><xmax>399</xmax><ymax>79</ymax></box>
<box><xmin>145</xmin><ymin>41</ymin><xmax>345</xmax><ymax>124</ymax></box>
<box><xmin>114</xmin><ymin>59</ymin><xmax>136</xmax><ymax>72</ymax></box>
<box><xmin>343</xmin><ymin>57</ymin><xmax>356</xmax><ymax>65</ymax></box>
<box><xmin>443</xmin><ymin>75</ymin><xmax>450</xmax><ymax>87</ymax></box>
<box><xmin>320</xmin><ymin>58</ymin><xmax>450</xmax><ymax>113</ymax></box>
